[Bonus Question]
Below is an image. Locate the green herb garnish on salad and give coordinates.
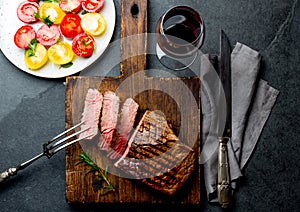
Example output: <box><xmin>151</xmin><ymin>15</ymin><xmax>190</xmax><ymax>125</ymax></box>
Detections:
<box><xmin>26</xmin><ymin>38</ymin><xmax>38</xmax><ymax>57</ymax></box>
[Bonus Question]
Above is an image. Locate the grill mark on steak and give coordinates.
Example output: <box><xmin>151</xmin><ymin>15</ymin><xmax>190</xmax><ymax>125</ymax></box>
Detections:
<box><xmin>132</xmin><ymin>119</ymin><xmax>176</xmax><ymax>149</ymax></box>
<box><xmin>128</xmin><ymin>144</ymin><xmax>179</xmax><ymax>169</ymax></box>
<box><xmin>136</xmin><ymin>161</ymin><xmax>178</xmax><ymax>183</ymax></box>
<box><xmin>142</xmin><ymin>150</ymin><xmax>196</xmax><ymax>195</ymax></box>
<box><xmin>98</xmin><ymin>91</ymin><xmax>120</xmax><ymax>150</ymax></box>
<box><xmin>79</xmin><ymin>88</ymin><xmax>103</xmax><ymax>140</ymax></box>
<box><xmin>128</xmin><ymin>147</ymin><xmax>175</xmax><ymax>170</ymax></box>
<box><xmin>116</xmin><ymin>155</ymin><xmax>178</xmax><ymax>182</ymax></box>
<box><xmin>131</xmin><ymin>140</ymin><xmax>176</xmax><ymax>153</ymax></box>
<box><xmin>132</xmin><ymin>143</ymin><xmax>192</xmax><ymax>170</ymax></box>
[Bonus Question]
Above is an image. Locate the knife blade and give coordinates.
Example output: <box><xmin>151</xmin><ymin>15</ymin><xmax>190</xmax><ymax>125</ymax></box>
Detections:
<box><xmin>217</xmin><ymin>30</ymin><xmax>232</xmax><ymax>208</ymax></box>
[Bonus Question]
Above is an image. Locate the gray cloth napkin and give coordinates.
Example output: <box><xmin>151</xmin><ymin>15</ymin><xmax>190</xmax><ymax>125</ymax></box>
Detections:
<box><xmin>200</xmin><ymin>42</ymin><xmax>280</xmax><ymax>202</ymax></box>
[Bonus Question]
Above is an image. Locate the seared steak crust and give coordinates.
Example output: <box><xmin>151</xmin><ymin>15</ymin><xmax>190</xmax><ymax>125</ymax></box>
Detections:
<box><xmin>115</xmin><ymin>110</ymin><xmax>196</xmax><ymax>195</ymax></box>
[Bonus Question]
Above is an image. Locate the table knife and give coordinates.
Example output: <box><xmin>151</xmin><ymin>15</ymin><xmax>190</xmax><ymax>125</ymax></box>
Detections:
<box><xmin>217</xmin><ymin>30</ymin><xmax>232</xmax><ymax>208</ymax></box>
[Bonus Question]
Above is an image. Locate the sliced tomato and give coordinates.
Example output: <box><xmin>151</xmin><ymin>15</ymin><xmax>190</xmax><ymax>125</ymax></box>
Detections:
<box><xmin>27</xmin><ymin>0</ymin><xmax>38</xmax><ymax>2</ymax></box>
<box><xmin>81</xmin><ymin>0</ymin><xmax>104</xmax><ymax>13</ymax></box>
<box><xmin>81</xmin><ymin>12</ymin><xmax>106</xmax><ymax>36</ymax></box>
<box><xmin>59</xmin><ymin>0</ymin><xmax>82</xmax><ymax>13</ymax></box>
<box><xmin>60</xmin><ymin>14</ymin><xmax>83</xmax><ymax>39</ymax></box>
<box><xmin>17</xmin><ymin>1</ymin><xmax>39</xmax><ymax>24</ymax></box>
<box><xmin>14</xmin><ymin>25</ymin><xmax>36</xmax><ymax>49</ymax></box>
<box><xmin>24</xmin><ymin>43</ymin><xmax>48</xmax><ymax>70</ymax></box>
<box><xmin>72</xmin><ymin>33</ymin><xmax>95</xmax><ymax>57</ymax></box>
<box><xmin>48</xmin><ymin>42</ymin><xmax>74</xmax><ymax>65</ymax></box>
<box><xmin>39</xmin><ymin>2</ymin><xmax>66</xmax><ymax>25</ymax></box>
<box><xmin>36</xmin><ymin>24</ymin><xmax>61</xmax><ymax>47</ymax></box>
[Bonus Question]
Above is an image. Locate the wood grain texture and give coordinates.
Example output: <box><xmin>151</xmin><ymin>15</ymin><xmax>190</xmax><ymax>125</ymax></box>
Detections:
<box><xmin>65</xmin><ymin>0</ymin><xmax>201</xmax><ymax>205</ymax></box>
<box><xmin>65</xmin><ymin>76</ymin><xmax>200</xmax><ymax>204</ymax></box>
<box><xmin>120</xmin><ymin>0</ymin><xmax>148</xmax><ymax>78</ymax></box>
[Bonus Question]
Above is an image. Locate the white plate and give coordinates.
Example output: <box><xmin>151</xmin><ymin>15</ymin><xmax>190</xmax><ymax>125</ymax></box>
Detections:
<box><xmin>0</xmin><ymin>0</ymin><xmax>116</xmax><ymax>78</ymax></box>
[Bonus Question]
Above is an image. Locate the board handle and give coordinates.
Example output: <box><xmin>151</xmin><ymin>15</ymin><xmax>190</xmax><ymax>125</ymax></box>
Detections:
<box><xmin>120</xmin><ymin>0</ymin><xmax>148</xmax><ymax>78</ymax></box>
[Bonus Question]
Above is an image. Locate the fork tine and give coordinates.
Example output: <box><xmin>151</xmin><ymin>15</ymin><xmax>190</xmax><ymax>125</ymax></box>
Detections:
<box><xmin>49</xmin><ymin>127</ymin><xmax>91</xmax><ymax>149</ymax></box>
<box><xmin>46</xmin><ymin>121</ymin><xmax>85</xmax><ymax>145</ymax></box>
<box><xmin>50</xmin><ymin>133</ymin><xmax>93</xmax><ymax>155</ymax></box>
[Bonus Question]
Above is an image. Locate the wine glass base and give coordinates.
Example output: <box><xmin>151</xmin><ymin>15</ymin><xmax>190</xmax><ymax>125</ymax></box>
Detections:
<box><xmin>156</xmin><ymin>44</ymin><xmax>198</xmax><ymax>71</ymax></box>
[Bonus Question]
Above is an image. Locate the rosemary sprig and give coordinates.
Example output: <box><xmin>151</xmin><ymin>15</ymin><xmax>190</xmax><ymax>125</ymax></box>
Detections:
<box><xmin>77</xmin><ymin>152</ymin><xmax>115</xmax><ymax>195</ymax></box>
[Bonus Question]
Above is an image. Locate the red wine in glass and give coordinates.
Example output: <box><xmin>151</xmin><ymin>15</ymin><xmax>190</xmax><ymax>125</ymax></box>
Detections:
<box><xmin>156</xmin><ymin>6</ymin><xmax>205</xmax><ymax>70</ymax></box>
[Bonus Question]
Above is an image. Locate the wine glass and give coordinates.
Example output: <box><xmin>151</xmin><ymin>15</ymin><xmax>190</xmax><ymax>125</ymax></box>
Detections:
<box><xmin>155</xmin><ymin>5</ymin><xmax>205</xmax><ymax>71</ymax></box>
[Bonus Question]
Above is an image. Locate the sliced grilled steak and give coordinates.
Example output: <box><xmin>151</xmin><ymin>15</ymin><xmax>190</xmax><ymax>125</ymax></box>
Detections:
<box><xmin>115</xmin><ymin>110</ymin><xmax>196</xmax><ymax>195</ymax></box>
<box><xmin>79</xmin><ymin>88</ymin><xmax>103</xmax><ymax>140</ymax></box>
<box><xmin>98</xmin><ymin>91</ymin><xmax>120</xmax><ymax>150</ymax></box>
<box><xmin>108</xmin><ymin>98</ymin><xmax>139</xmax><ymax>159</ymax></box>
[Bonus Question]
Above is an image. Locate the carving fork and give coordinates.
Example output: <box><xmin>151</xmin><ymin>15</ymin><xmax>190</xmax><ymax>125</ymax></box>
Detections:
<box><xmin>0</xmin><ymin>122</ymin><xmax>91</xmax><ymax>183</ymax></box>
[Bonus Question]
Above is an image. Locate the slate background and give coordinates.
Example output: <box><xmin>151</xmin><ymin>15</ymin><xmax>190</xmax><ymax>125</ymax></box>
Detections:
<box><xmin>0</xmin><ymin>0</ymin><xmax>299</xmax><ymax>211</ymax></box>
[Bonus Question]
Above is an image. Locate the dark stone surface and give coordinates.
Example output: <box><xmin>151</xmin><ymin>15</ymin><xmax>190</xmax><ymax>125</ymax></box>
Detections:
<box><xmin>0</xmin><ymin>0</ymin><xmax>299</xmax><ymax>211</ymax></box>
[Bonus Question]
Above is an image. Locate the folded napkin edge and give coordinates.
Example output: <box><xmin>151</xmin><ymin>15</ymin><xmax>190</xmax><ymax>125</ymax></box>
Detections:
<box><xmin>233</xmin><ymin>42</ymin><xmax>261</xmax><ymax>59</ymax></box>
<box><xmin>240</xmin><ymin>80</ymin><xmax>280</xmax><ymax>169</ymax></box>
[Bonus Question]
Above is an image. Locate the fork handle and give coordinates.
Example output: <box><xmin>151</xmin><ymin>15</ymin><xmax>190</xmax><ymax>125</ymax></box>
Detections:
<box><xmin>0</xmin><ymin>167</ymin><xmax>19</xmax><ymax>183</ymax></box>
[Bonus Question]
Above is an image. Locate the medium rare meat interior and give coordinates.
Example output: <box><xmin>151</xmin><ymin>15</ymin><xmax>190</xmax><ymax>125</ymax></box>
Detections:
<box><xmin>98</xmin><ymin>91</ymin><xmax>120</xmax><ymax>150</ymax></box>
<box><xmin>79</xmin><ymin>88</ymin><xmax>103</xmax><ymax>140</ymax></box>
<box><xmin>108</xmin><ymin>98</ymin><xmax>139</xmax><ymax>159</ymax></box>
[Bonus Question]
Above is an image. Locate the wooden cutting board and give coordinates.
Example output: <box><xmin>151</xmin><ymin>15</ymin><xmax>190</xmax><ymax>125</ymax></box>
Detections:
<box><xmin>65</xmin><ymin>0</ymin><xmax>200</xmax><ymax>205</ymax></box>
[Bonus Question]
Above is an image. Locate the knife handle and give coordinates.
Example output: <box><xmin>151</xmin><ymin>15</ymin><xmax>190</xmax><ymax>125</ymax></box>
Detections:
<box><xmin>217</xmin><ymin>137</ymin><xmax>231</xmax><ymax>208</ymax></box>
